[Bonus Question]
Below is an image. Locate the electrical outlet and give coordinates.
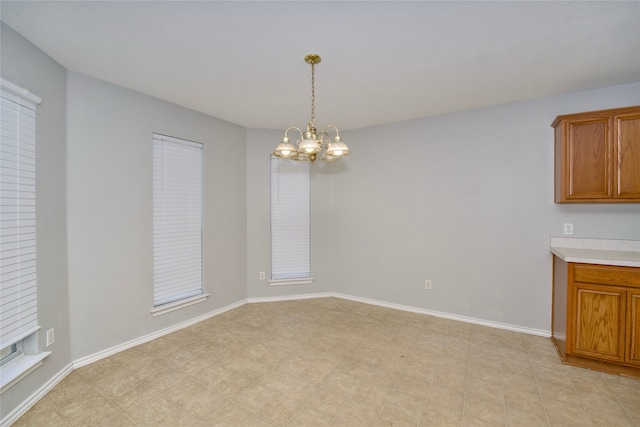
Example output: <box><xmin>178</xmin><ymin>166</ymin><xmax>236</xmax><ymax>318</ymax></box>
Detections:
<box><xmin>563</xmin><ymin>223</ymin><xmax>574</xmax><ymax>235</ymax></box>
<box><xmin>259</xmin><ymin>271</ymin><xmax>266</xmax><ymax>280</ymax></box>
<box><xmin>425</xmin><ymin>280</ymin><xmax>432</xmax><ymax>290</ymax></box>
<box><xmin>46</xmin><ymin>328</ymin><xmax>54</xmax><ymax>347</ymax></box>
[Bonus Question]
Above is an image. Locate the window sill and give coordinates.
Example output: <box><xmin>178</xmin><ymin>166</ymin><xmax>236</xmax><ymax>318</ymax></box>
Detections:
<box><xmin>151</xmin><ymin>293</ymin><xmax>210</xmax><ymax>317</ymax></box>
<box><xmin>1</xmin><ymin>352</ymin><xmax>51</xmax><ymax>395</ymax></box>
<box><xmin>269</xmin><ymin>277</ymin><xmax>314</xmax><ymax>286</ymax></box>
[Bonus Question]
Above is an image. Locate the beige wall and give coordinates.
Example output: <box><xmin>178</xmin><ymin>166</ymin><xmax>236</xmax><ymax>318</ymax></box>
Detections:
<box><xmin>66</xmin><ymin>72</ymin><xmax>247</xmax><ymax>360</ymax></box>
<box><xmin>330</xmin><ymin>84</ymin><xmax>640</xmax><ymax>332</ymax></box>
<box><xmin>0</xmin><ymin>22</ymin><xmax>70</xmax><ymax>419</ymax></box>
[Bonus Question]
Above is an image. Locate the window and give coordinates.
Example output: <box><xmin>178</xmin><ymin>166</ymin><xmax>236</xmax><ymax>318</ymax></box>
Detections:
<box><xmin>151</xmin><ymin>133</ymin><xmax>207</xmax><ymax>315</ymax></box>
<box><xmin>270</xmin><ymin>156</ymin><xmax>312</xmax><ymax>285</ymax></box>
<box><xmin>1</xmin><ymin>78</ymin><xmax>49</xmax><ymax>393</ymax></box>
<box><xmin>0</xmin><ymin>343</ymin><xmax>20</xmax><ymax>366</ymax></box>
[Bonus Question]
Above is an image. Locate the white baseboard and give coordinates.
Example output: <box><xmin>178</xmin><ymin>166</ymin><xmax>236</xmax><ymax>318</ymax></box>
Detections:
<box><xmin>246</xmin><ymin>292</ymin><xmax>333</xmax><ymax>304</ymax></box>
<box><xmin>332</xmin><ymin>292</ymin><xmax>551</xmax><ymax>337</ymax></box>
<box><xmin>73</xmin><ymin>299</ymin><xmax>247</xmax><ymax>369</ymax></box>
<box><xmin>0</xmin><ymin>363</ymin><xmax>73</xmax><ymax>427</ymax></box>
<box><xmin>249</xmin><ymin>291</ymin><xmax>550</xmax><ymax>337</ymax></box>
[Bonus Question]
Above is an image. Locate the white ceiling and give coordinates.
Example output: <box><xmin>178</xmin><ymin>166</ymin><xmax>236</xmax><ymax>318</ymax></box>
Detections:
<box><xmin>2</xmin><ymin>1</ymin><xmax>639</xmax><ymax>131</ymax></box>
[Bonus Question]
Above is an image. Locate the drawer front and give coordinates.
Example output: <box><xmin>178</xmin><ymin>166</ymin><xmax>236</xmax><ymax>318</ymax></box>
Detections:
<box><xmin>573</xmin><ymin>264</ymin><xmax>640</xmax><ymax>288</ymax></box>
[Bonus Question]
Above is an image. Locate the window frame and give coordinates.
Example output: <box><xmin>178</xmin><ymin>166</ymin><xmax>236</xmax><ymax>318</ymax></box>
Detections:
<box><xmin>0</xmin><ymin>78</ymin><xmax>50</xmax><ymax>394</ymax></box>
<box><xmin>0</xmin><ymin>343</ymin><xmax>21</xmax><ymax>366</ymax></box>
<box><xmin>151</xmin><ymin>133</ymin><xmax>208</xmax><ymax>316</ymax></box>
<box><xmin>269</xmin><ymin>156</ymin><xmax>313</xmax><ymax>286</ymax></box>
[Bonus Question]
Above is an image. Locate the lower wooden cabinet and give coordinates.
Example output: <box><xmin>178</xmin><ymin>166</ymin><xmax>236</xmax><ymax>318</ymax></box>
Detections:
<box><xmin>628</xmin><ymin>291</ymin><xmax>640</xmax><ymax>366</ymax></box>
<box><xmin>573</xmin><ymin>282</ymin><xmax>626</xmax><ymax>363</ymax></box>
<box><xmin>552</xmin><ymin>258</ymin><xmax>640</xmax><ymax>377</ymax></box>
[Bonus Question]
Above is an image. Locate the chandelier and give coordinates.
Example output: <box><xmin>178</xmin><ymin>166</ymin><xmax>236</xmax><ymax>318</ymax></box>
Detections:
<box><xmin>273</xmin><ymin>54</ymin><xmax>350</xmax><ymax>162</ymax></box>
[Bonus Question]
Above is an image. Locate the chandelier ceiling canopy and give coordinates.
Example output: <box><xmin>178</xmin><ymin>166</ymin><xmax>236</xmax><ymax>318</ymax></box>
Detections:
<box><xmin>273</xmin><ymin>54</ymin><xmax>350</xmax><ymax>162</ymax></box>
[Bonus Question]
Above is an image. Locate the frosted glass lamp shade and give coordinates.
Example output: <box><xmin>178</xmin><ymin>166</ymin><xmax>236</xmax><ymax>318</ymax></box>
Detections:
<box><xmin>325</xmin><ymin>136</ymin><xmax>350</xmax><ymax>157</ymax></box>
<box><xmin>298</xmin><ymin>132</ymin><xmax>322</xmax><ymax>154</ymax></box>
<box><xmin>274</xmin><ymin>138</ymin><xmax>297</xmax><ymax>158</ymax></box>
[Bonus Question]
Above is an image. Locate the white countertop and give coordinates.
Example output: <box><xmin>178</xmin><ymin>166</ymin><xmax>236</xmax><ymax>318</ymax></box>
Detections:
<box><xmin>550</xmin><ymin>237</ymin><xmax>640</xmax><ymax>268</ymax></box>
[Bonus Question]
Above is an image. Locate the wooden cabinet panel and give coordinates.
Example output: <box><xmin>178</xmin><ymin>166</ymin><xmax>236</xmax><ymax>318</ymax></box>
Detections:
<box><xmin>567</xmin><ymin>118</ymin><xmax>610</xmax><ymax>199</ymax></box>
<box><xmin>614</xmin><ymin>112</ymin><xmax>640</xmax><ymax>198</ymax></box>
<box><xmin>553</xmin><ymin>105</ymin><xmax>640</xmax><ymax>203</ymax></box>
<box><xmin>573</xmin><ymin>283</ymin><xmax>626</xmax><ymax>362</ymax></box>
<box><xmin>627</xmin><ymin>291</ymin><xmax>640</xmax><ymax>366</ymax></box>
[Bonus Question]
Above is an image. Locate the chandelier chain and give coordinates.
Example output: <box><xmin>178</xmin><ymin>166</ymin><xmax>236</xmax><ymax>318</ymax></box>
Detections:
<box><xmin>310</xmin><ymin>62</ymin><xmax>315</xmax><ymax>126</ymax></box>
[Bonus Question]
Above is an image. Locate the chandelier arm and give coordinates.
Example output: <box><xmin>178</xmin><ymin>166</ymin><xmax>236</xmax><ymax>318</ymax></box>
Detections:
<box><xmin>318</xmin><ymin>131</ymin><xmax>331</xmax><ymax>147</ymax></box>
<box><xmin>320</xmin><ymin>125</ymin><xmax>340</xmax><ymax>137</ymax></box>
<box><xmin>284</xmin><ymin>126</ymin><xmax>304</xmax><ymax>139</ymax></box>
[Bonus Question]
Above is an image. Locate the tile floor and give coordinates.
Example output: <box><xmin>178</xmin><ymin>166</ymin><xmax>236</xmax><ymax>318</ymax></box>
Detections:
<box><xmin>13</xmin><ymin>297</ymin><xmax>640</xmax><ymax>426</ymax></box>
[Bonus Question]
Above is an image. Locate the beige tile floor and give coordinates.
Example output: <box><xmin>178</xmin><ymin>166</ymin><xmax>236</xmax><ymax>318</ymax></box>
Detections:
<box><xmin>13</xmin><ymin>297</ymin><xmax>640</xmax><ymax>426</ymax></box>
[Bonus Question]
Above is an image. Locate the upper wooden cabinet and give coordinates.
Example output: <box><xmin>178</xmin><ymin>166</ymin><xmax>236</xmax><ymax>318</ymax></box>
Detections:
<box><xmin>553</xmin><ymin>106</ymin><xmax>640</xmax><ymax>203</ymax></box>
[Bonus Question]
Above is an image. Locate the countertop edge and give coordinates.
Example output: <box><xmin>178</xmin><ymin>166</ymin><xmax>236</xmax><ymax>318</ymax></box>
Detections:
<box><xmin>550</xmin><ymin>246</ymin><xmax>640</xmax><ymax>268</ymax></box>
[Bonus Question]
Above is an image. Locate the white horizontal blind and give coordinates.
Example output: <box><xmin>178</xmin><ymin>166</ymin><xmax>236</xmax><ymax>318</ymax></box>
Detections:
<box><xmin>270</xmin><ymin>156</ymin><xmax>310</xmax><ymax>280</ymax></box>
<box><xmin>0</xmin><ymin>79</ymin><xmax>41</xmax><ymax>350</ymax></box>
<box><xmin>152</xmin><ymin>134</ymin><xmax>203</xmax><ymax>307</ymax></box>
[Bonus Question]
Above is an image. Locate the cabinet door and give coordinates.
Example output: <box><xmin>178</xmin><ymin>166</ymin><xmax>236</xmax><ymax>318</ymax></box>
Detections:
<box><xmin>572</xmin><ymin>283</ymin><xmax>626</xmax><ymax>362</ymax></box>
<box><xmin>627</xmin><ymin>291</ymin><xmax>640</xmax><ymax>366</ymax></box>
<box><xmin>614</xmin><ymin>112</ymin><xmax>640</xmax><ymax>199</ymax></box>
<box><xmin>565</xmin><ymin>117</ymin><xmax>611</xmax><ymax>200</ymax></box>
